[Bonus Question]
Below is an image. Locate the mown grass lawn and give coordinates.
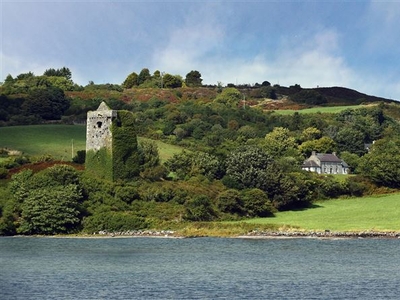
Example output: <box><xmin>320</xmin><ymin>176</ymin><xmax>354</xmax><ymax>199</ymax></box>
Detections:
<box><xmin>271</xmin><ymin>105</ymin><xmax>367</xmax><ymax>115</ymax></box>
<box><xmin>0</xmin><ymin>125</ymin><xmax>87</xmax><ymax>160</ymax></box>
<box><xmin>245</xmin><ymin>193</ymin><xmax>400</xmax><ymax>231</ymax></box>
<box><xmin>0</xmin><ymin>125</ymin><xmax>183</xmax><ymax>161</ymax></box>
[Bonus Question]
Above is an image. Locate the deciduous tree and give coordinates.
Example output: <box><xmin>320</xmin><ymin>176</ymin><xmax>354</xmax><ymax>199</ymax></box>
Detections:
<box><xmin>185</xmin><ymin>70</ymin><xmax>203</xmax><ymax>87</ymax></box>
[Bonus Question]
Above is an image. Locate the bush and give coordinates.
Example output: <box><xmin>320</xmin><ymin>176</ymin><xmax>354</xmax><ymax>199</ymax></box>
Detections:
<box><xmin>242</xmin><ymin>188</ymin><xmax>275</xmax><ymax>217</ymax></box>
<box><xmin>0</xmin><ymin>168</ymin><xmax>8</xmax><ymax>179</ymax></box>
<box><xmin>18</xmin><ymin>185</ymin><xmax>82</xmax><ymax>235</ymax></box>
<box><xmin>83</xmin><ymin>211</ymin><xmax>148</xmax><ymax>233</ymax></box>
<box><xmin>216</xmin><ymin>189</ymin><xmax>243</xmax><ymax>215</ymax></box>
<box><xmin>72</xmin><ymin>150</ymin><xmax>86</xmax><ymax>164</ymax></box>
<box><xmin>184</xmin><ymin>195</ymin><xmax>217</xmax><ymax>221</ymax></box>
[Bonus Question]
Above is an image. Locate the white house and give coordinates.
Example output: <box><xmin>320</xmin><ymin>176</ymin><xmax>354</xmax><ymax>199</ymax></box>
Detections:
<box><xmin>301</xmin><ymin>151</ymin><xmax>349</xmax><ymax>175</ymax></box>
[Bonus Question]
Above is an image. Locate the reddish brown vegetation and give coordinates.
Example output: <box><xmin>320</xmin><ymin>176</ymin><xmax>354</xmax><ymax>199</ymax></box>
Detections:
<box><xmin>7</xmin><ymin>161</ymin><xmax>84</xmax><ymax>178</ymax></box>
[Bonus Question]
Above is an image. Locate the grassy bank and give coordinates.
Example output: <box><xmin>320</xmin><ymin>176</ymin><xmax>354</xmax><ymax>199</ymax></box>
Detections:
<box><xmin>0</xmin><ymin>125</ymin><xmax>183</xmax><ymax>161</ymax></box>
<box><xmin>245</xmin><ymin>193</ymin><xmax>400</xmax><ymax>231</ymax></box>
<box><xmin>271</xmin><ymin>105</ymin><xmax>366</xmax><ymax>115</ymax></box>
<box><xmin>0</xmin><ymin>125</ymin><xmax>86</xmax><ymax>160</ymax></box>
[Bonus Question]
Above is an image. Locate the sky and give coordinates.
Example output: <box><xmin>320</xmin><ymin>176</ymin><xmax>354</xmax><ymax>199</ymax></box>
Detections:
<box><xmin>1</xmin><ymin>0</ymin><xmax>400</xmax><ymax>100</ymax></box>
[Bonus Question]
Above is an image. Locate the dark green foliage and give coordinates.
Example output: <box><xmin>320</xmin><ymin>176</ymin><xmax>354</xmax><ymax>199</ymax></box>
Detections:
<box><xmin>185</xmin><ymin>70</ymin><xmax>203</xmax><ymax>87</ymax></box>
<box><xmin>165</xmin><ymin>150</ymin><xmax>221</xmax><ymax>180</ymax></box>
<box><xmin>270</xmin><ymin>171</ymin><xmax>314</xmax><ymax>210</ymax></box>
<box><xmin>138</xmin><ymin>184</ymin><xmax>176</xmax><ymax>202</ymax></box>
<box><xmin>162</xmin><ymin>74</ymin><xmax>182</xmax><ymax>88</ymax></box>
<box><xmin>0</xmin><ymin>186</ymin><xmax>17</xmax><ymax>235</ymax></box>
<box><xmin>291</xmin><ymin>89</ymin><xmax>327</xmax><ymax>105</ymax></box>
<box><xmin>318</xmin><ymin>175</ymin><xmax>347</xmax><ymax>199</ymax></box>
<box><xmin>249</xmin><ymin>86</ymin><xmax>277</xmax><ymax>99</ymax></box>
<box><xmin>138</xmin><ymin>68</ymin><xmax>151</xmax><ymax>85</ymax></box>
<box><xmin>138</xmin><ymin>140</ymin><xmax>160</xmax><ymax>170</ymax></box>
<box><xmin>111</xmin><ymin>111</ymin><xmax>141</xmax><ymax>181</ymax></box>
<box><xmin>358</xmin><ymin>138</ymin><xmax>400</xmax><ymax>188</ymax></box>
<box><xmin>72</xmin><ymin>150</ymin><xmax>86</xmax><ymax>164</ymax></box>
<box><xmin>224</xmin><ymin>145</ymin><xmax>273</xmax><ymax>190</ymax></box>
<box><xmin>43</xmin><ymin>67</ymin><xmax>72</xmax><ymax>80</ymax></box>
<box><xmin>241</xmin><ymin>188</ymin><xmax>275</xmax><ymax>217</ymax></box>
<box><xmin>84</xmin><ymin>83</ymin><xmax>123</xmax><ymax>92</ymax></box>
<box><xmin>83</xmin><ymin>211</ymin><xmax>148</xmax><ymax>233</ymax></box>
<box><xmin>213</xmin><ymin>87</ymin><xmax>241</xmax><ymax>108</ymax></box>
<box><xmin>114</xmin><ymin>185</ymin><xmax>140</xmax><ymax>205</ymax></box>
<box><xmin>19</xmin><ymin>185</ymin><xmax>81</xmax><ymax>234</ymax></box>
<box><xmin>85</xmin><ymin>148</ymin><xmax>114</xmax><ymax>181</ymax></box>
<box><xmin>22</xmin><ymin>87</ymin><xmax>70</xmax><ymax>120</ymax></box>
<box><xmin>216</xmin><ymin>189</ymin><xmax>243</xmax><ymax>215</ymax></box>
<box><xmin>0</xmin><ymin>168</ymin><xmax>7</xmax><ymax>179</ymax></box>
<box><xmin>184</xmin><ymin>195</ymin><xmax>216</xmax><ymax>221</ymax></box>
<box><xmin>9</xmin><ymin>165</ymin><xmax>83</xmax><ymax>235</ymax></box>
<box><xmin>339</xmin><ymin>151</ymin><xmax>360</xmax><ymax>173</ymax></box>
<box><xmin>162</xmin><ymin>121</ymin><xmax>176</xmax><ymax>135</ymax></box>
<box><xmin>335</xmin><ymin>127</ymin><xmax>366</xmax><ymax>156</ymax></box>
<box><xmin>122</xmin><ymin>72</ymin><xmax>139</xmax><ymax>88</ymax></box>
<box><xmin>343</xmin><ymin>176</ymin><xmax>367</xmax><ymax>197</ymax></box>
<box><xmin>140</xmin><ymin>165</ymin><xmax>168</xmax><ymax>181</ymax></box>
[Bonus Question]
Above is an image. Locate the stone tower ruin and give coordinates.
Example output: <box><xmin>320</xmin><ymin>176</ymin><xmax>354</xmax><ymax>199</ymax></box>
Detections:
<box><xmin>86</xmin><ymin>101</ymin><xmax>117</xmax><ymax>152</ymax></box>
<box><xmin>85</xmin><ymin>101</ymin><xmax>139</xmax><ymax>181</ymax></box>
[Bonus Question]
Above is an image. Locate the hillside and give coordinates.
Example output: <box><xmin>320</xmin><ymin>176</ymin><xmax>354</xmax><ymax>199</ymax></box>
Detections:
<box><xmin>314</xmin><ymin>86</ymin><xmax>396</xmax><ymax>105</ymax></box>
<box><xmin>2</xmin><ymin>76</ymin><xmax>400</xmax><ymax>236</ymax></box>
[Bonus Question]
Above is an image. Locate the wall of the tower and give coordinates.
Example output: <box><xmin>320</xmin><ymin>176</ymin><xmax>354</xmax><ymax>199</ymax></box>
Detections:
<box><xmin>85</xmin><ymin>102</ymin><xmax>139</xmax><ymax>181</ymax></box>
<box><xmin>86</xmin><ymin>102</ymin><xmax>117</xmax><ymax>152</ymax></box>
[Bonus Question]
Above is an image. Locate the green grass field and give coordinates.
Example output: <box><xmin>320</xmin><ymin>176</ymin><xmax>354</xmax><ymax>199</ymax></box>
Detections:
<box><xmin>0</xmin><ymin>125</ymin><xmax>183</xmax><ymax>161</ymax></box>
<box><xmin>246</xmin><ymin>193</ymin><xmax>400</xmax><ymax>231</ymax></box>
<box><xmin>0</xmin><ymin>125</ymin><xmax>86</xmax><ymax>160</ymax></box>
<box><xmin>271</xmin><ymin>105</ymin><xmax>367</xmax><ymax>115</ymax></box>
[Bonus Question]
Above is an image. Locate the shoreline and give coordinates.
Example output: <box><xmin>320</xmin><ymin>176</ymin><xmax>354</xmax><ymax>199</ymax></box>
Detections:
<box><xmin>4</xmin><ymin>229</ymin><xmax>400</xmax><ymax>239</ymax></box>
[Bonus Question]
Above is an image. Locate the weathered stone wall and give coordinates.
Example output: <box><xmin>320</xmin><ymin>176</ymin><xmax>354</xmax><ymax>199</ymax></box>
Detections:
<box><xmin>86</xmin><ymin>102</ymin><xmax>117</xmax><ymax>152</ymax></box>
<box><xmin>85</xmin><ymin>102</ymin><xmax>139</xmax><ymax>181</ymax></box>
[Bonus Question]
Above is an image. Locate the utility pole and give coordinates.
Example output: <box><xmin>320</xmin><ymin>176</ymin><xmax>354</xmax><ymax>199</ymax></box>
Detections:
<box><xmin>161</xmin><ymin>71</ymin><xmax>165</xmax><ymax>89</ymax></box>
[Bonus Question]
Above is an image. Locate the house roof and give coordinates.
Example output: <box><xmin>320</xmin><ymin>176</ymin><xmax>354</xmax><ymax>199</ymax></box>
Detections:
<box><xmin>316</xmin><ymin>153</ymin><xmax>343</xmax><ymax>163</ymax></box>
<box><xmin>302</xmin><ymin>152</ymin><xmax>350</xmax><ymax>170</ymax></box>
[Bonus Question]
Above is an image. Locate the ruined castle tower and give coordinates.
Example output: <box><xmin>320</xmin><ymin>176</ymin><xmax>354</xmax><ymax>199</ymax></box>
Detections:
<box><xmin>86</xmin><ymin>101</ymin><xmax>117</xmax><ymax>153</ymax></box>
<box><xmin>85</xmin><ymin>102</ymin><xmax>139</xmax><ymax>181</ymax></box>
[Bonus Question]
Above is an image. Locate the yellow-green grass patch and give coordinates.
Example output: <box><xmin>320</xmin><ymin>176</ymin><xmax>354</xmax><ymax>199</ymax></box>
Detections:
<box><xmin>270</xmin><ymin>105</ymin><xmax>368</xmax><ymax>115</ymax></box>
<box><xmin>245</xmin><ymin>193</ymin><xmax>400</xmax><ymax>232</ymax></box>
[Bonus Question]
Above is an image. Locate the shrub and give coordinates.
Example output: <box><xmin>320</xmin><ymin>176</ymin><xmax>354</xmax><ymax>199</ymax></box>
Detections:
<box><xmin>216</xmin><ymin>189</ymin><xmax>243</xmax><ymax>215</ymax></box>
<box><xmin>72</xmin><ymin>150</ymin><xmax>86</xmax><ymax>164</ymax></box>
<box><xmin>18</xmin><ymin>185</ymin><xmax>82</xmax><ymax>235</ymax></box>
<box><xmin>184</xmin><ymin>195</ymin><xmax>217</xmax><ymax>221</ymax></box>
<box><xmin>0</xmin><ymin>168</ymin><xmax>7</xmax><ymax>179</ymax></box>
<box><xmin>241</xmin><ymin>188</ymin><xmax>275</xmax><ymax>217</ymax></box>
<box><xmin>83</xmin><ymin>211</ymin><xmax>148</xmax><ymax>233</ymax></box>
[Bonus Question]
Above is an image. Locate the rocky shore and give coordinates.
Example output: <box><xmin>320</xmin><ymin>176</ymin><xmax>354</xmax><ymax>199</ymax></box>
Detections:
<box><xmin>92</xmin><ymin>229</ymin><xmax>400</xmax><ymax>239</ymax></box>
<box><xmin>243</xmin><ymin>230</ymin><xmax>400</xmax><ymax>239</ymax></box>
<box><xmin>95</xmin><ymin>230</ymin><xmax>177</xmax><ymax>237</ymax></box>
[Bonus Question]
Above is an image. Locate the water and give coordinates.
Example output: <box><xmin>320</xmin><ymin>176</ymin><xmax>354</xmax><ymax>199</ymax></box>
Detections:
<box><xmin>1</xmin><ymin>236</ymin><xmax>400</xmax><ymax>299</ymax></box>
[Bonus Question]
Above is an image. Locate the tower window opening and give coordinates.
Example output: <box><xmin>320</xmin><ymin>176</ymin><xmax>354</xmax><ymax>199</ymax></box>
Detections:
<box><xmin>97</xmin><ymin>121</ymin><xmax>103</xmax><ymax>128</ymax></box>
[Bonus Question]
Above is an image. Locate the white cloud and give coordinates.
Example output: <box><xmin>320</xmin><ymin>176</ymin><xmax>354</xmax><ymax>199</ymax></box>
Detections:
<box><xmin>0</xmin><ymin>52</ymin><xmax>44</xmax><ymax>79</ymax></box>
<box><xmin>196</xmin><ymin>29</ymin><xmax>357</xmax><ymax>89</ymax></box>
<box><xmin>152</xmin><ymin>4</ymin><xmax>225</xmax><ymax>75</ymax></box>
